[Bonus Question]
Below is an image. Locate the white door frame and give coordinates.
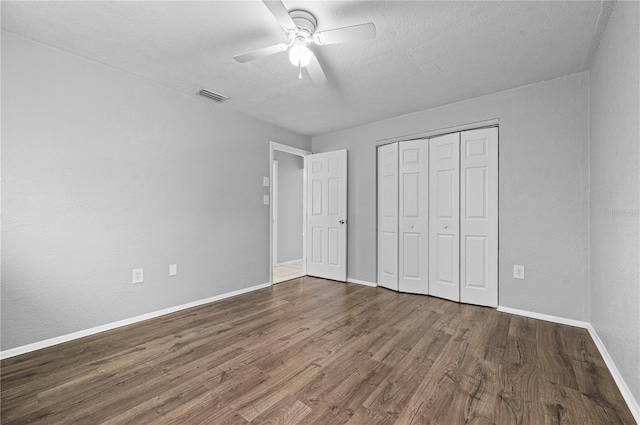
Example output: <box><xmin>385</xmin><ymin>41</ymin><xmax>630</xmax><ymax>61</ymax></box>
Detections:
<box><xmin>269</xmin><ymin>141</ymin><xmax>312</xmax><ymax>285</ymax></box>
<box><xmin>272</xmin><ymin>160</ymin><xmax>279</xmax><ymax>266</ymax></box>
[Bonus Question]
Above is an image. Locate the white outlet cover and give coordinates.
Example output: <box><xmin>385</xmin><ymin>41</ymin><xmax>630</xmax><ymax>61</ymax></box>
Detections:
<box><xmin>513</xmin><ymin>265</ymin><xmax>525</xmax><ymax>280</ymax></box>
<box><xmin>263</xmin><ymin>195</ymin><xmax>270</xmax><ymax>205</ymax></box>
<box><xmin>132</xmin><ymin>268</ymin><xmax>144</xmax><ymax>284</ymax></box>
<box><xmin>263</xmin><ymin>177</ymin><xmax>269</xmax><ymax>187</ymax></box>
<box><xmin>169</xmin><ymin>264</ymin><xmax>177</xmax><ymax>276</ymax></box>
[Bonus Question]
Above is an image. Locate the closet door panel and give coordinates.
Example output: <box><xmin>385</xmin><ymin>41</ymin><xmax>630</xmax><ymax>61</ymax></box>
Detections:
<box><xmin>429</xmin><ymin>133</ymin><xmax>460</xmax><ymax>302</ymax></box>
<box><xmin>398</xmin><ymin>140</ymin><xmax>429</xmax><ymax>294</ymax></box>
<box><xmin>460</xmin><ymin>128</ymin><xmax>498</xmax><ymax>307</ymax></box>
<box><xmin>377</xmin><ymin>143</ymin><xmax>398</xmax><ymax>290</ymax></box>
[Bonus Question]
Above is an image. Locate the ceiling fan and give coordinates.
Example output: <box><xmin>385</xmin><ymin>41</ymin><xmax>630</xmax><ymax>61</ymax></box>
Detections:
<box><xmin>233</xmin><ymin>0</ymin><xmax>376</xmax><ymax>83</ymax></box>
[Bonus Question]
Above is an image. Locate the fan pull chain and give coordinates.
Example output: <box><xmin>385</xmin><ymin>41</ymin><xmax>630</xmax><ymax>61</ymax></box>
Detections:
<box><xmin>298</xmin><ymin>61</ymin><xmax>302</xmax><ymax>80</ymax></box>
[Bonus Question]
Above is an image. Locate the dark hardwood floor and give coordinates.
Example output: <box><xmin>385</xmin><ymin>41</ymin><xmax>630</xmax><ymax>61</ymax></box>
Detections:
<box><xmin>1</xmin><ymin>277</ymin><xmax>635</xmax><ymax>424</ymax></box>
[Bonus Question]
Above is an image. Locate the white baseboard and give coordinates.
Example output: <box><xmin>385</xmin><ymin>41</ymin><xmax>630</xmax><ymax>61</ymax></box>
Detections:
<box><xmin>347</xmin><ymin>278</ymin><xmax>377</xmax><ymax>287</ymax></box>
<box><xmin>498</xmin><ymin>305</ymin><xmax>639</xmax><ymax>423</ymax></box>
<box><xmin>0</xmin><ymin>282</ymin><xmax>271</xmax><ymax>360</ymax></box>
<box><xmin>496</xmin><ymin>306</ymin><xmax>590</xmax><ymax>329</ymax></box>
<box><xmin>586</xmin><ymin>324</ymin><xmax>640</xmax><ymax>423</ymax></box>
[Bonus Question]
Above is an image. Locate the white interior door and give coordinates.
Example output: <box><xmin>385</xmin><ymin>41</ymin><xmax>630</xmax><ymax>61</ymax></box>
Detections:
<box><xmin>306</xmin><ymin>150</ymin><xmax>348</xmax><ymax>282</ymax></box>
<box><xmin>398</xmin><ymin>140</ymin><xmax>429</xmax><ymax>294</ymax></box>
<box><xmin>429</xmin><ymin>133</ymin><xmax>460</xmax><ymax>302</ymax></box>
<box><xmin>460</xmin><ymin>127</ymin><xmax>498</xmax><ymax>307</ymax></box>
<box><xmin>377</xmin><ymin>143</ymin><xmax>398</xmax><ymax>290</ymax></box>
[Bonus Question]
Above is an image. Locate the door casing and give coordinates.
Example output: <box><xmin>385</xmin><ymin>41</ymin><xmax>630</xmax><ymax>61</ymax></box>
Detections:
<box><xmin>269</xmin><ymin>142</ymin><xmax>311</xmax><ymax>285</ymax></box>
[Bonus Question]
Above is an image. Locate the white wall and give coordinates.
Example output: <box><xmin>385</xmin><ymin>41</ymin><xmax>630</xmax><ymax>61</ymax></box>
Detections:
<box><xmin>274</xmin><ymin>150</ymin><xmax>303</xmax><ymax>263</ymax></box>
<box><xmin>312</xmin><ymin>72</ymin><xmax>590</xmax><ymax>321</ymax></box>
<box><xmin>589</xmin><ymin>1</ymin><xmax>640</xmax><ymax>405</ymax></box>
<box><xmin>0</xmin><ymin>33</ymin><xmax>311</xmax><ymax>351</ymax></box>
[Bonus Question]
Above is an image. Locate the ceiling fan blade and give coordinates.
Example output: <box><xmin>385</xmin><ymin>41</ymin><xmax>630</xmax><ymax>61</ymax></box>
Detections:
<box><xmin>306</xmin><ymin>51</ymin><xmax>327</xmax><ymax>84</ymax></box>
<box><xmin>313</xmin><ymin>23</ymin><xmax>376</xmax><ymax>45</ymax></box>
<box><xmin>233</xmin><ymin>43</ymin><xmax>288</xmax><ymax>63</ymax></box>
<box><xmin>262</xmin><ymin>0</ymin><xmax>296</xmax><ymax>30</ymax></box>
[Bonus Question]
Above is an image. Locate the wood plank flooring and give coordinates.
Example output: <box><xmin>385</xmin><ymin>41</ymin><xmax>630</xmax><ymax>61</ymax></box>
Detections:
<box><xmin>1</xmin><ymin>277</ymin><xmax>635</xmax><ymax>424</ymax></box>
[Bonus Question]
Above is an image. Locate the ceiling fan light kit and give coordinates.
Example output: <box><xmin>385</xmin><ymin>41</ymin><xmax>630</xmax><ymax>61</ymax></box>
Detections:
<box><xmin>287</xmin><ymin>10</ymin><xmax>315</xmax><ymax>69</ymax></box>
<box><xmin>233</xmin><ymin>0</ymin><xmax>376</xmax><ymax>84</ymax></box>
<box><xmin>289</xmin><ymin>39</ymin><xmax>311</xmax><ymax>67</ymax></box>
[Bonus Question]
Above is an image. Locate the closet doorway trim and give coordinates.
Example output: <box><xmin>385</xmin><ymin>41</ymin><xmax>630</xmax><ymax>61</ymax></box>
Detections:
<box><xmin>375</xmin><ymin>118</ymin><xmax>499</xmax><ymax>147</ymax></box>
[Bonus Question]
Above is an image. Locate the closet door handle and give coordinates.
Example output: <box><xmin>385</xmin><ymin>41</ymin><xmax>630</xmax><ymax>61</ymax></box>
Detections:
<box><xmin>443</xmin><ymin>225</ymin><xmax>448</xmax><ymax>229</ymax></box>
<box><xmin>339</xmin><ymin>219</ymin><xmax>346</xmax><ymax>225</ymax></box>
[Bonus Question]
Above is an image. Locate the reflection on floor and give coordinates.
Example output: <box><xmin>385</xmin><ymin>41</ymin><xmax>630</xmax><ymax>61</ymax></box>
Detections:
<box><xmin>273</xmin><ymin>259</ymin><xmax>304</xmax><ymax>284</ymax></box>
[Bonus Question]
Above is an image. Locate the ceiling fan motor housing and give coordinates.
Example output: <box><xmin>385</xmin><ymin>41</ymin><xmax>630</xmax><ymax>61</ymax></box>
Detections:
<box><xmin>288</xmin><ymin>10</ymin><xmax>317</xmax><ymax>44</ymax></box>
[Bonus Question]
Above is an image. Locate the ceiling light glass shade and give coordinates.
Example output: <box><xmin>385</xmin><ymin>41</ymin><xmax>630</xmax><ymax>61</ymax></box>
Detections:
<box><xmin>289</xmin><ymin>43</ymin><xmax>311</xmax><ymax>67</ymax></box>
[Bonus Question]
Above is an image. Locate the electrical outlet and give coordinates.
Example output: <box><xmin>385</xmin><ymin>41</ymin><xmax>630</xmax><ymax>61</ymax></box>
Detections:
<box><xmin>263</xmin><ymin>177</ymin><xmax>269</xmax><ymax>187</ymax></box>
<box><xmin>513</xmin><ymin>265</ymin><xmax>525</xmax><ymax>280</ymax></box>
<box><xmin>169</xmin><ymin>264</ymin><xmax>177</xmax><ymax>277</ymax></box>
<box><xmin>132</xmin><ymin>268</ymin><xmax>144</xmax><ymax>284</ymax></box>
<box><xmin>263</xmin><ymin>195</ymin><xmax>270</xmax><ymax>205</ymax></box>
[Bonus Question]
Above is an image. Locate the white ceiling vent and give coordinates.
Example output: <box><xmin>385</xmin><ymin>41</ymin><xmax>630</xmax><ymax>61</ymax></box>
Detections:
<box><xmin>197</xmin><ymin>89</ymin><xmax>229</xmax><ymax>103</ymax></box>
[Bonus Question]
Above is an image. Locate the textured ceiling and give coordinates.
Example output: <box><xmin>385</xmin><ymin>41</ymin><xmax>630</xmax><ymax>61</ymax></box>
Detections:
<box><xmin>1</xmin><ymin>1</ymin><xmax>609</xmax><ymax>136</ymax></box>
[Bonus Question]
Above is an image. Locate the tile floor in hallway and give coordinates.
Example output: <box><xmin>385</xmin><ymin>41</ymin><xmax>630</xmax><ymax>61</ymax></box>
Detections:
<box><xmin>273</xmin><ymin>259</ymin><xmax>304</xmax><ymax>283</ymax></box>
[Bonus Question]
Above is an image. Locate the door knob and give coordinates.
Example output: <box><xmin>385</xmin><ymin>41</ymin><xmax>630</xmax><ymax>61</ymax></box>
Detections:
<box><xmin>339</xmin><ymin>219</ymin><xmax>346</xmax><ymax>224</ymax></box>
<box><xmin>443</xmin><ymin>225</ymin><xmax>448</xmax><ymax>229</ymax></box>
<box><xmin>410</xmin><ymin>225</ymin><xmax>414</xmax><ymax>229</ymax></box>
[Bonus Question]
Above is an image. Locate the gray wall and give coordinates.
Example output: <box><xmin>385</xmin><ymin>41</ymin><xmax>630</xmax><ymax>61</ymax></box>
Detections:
<box><xmin>1</xmin><ymin>33</ymin><xmax>311</xmax><ymax>350</ymax></box>
<box><xmin>589</xmin><ymin>1</ymin><xmax>640</xmax><ymax>404</ymax></box>
<box><xmin>274</xmin><ymin>150</ymin><xmax>303</xmax><ymax>263</ymax></box>
<box><xmin>312</xmin><ymin>72</ymin><xmax>590</xmax><ymax>321</ymax></box>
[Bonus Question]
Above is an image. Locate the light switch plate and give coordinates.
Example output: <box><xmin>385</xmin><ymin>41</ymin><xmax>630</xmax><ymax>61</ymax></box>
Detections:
<box><xmin>263</xmin><ymin>195</ymin><xmax>270</xmax><ymax>205</ymax></box>
<box><xmin>513</xmin><ymin>265</ymin><xmax>525</xmax><ymax>280</ymax></box>
<box><xmin>263</xmin><ymin>177</ymin><xmax>269</xmax><ymax>187</ymax></box>
<box><xmin>169</xmin><ymin>264</ymin><xmax>177</xmax><ymax>276</ymax></box>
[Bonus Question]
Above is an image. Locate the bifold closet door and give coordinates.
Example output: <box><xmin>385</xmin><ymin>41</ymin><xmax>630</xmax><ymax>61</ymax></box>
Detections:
<box><xmin>377</xmin><ymin>142</ymin><xmax>398</xmax><ymax>290</ymax></box>
<box><xmin>460</xmin><ymin>128</ymin><xmax>498</xmax><ymax>307</ymax></box>
<box><xmin>398</xmin><ymin>140</ymin><xmax>429</xmax><ymax>294</ymax></box>
<box><xmin>428</xmin><ymin>133</ymin><xmax>460</xmax><ymax>302</ymax></box>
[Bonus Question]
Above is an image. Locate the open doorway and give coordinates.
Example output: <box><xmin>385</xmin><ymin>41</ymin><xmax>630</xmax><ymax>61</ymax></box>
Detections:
<box><xmin>269</xmin><ymin>142</ymin><xmax>310</xmax><ymax>284</ymax></box>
